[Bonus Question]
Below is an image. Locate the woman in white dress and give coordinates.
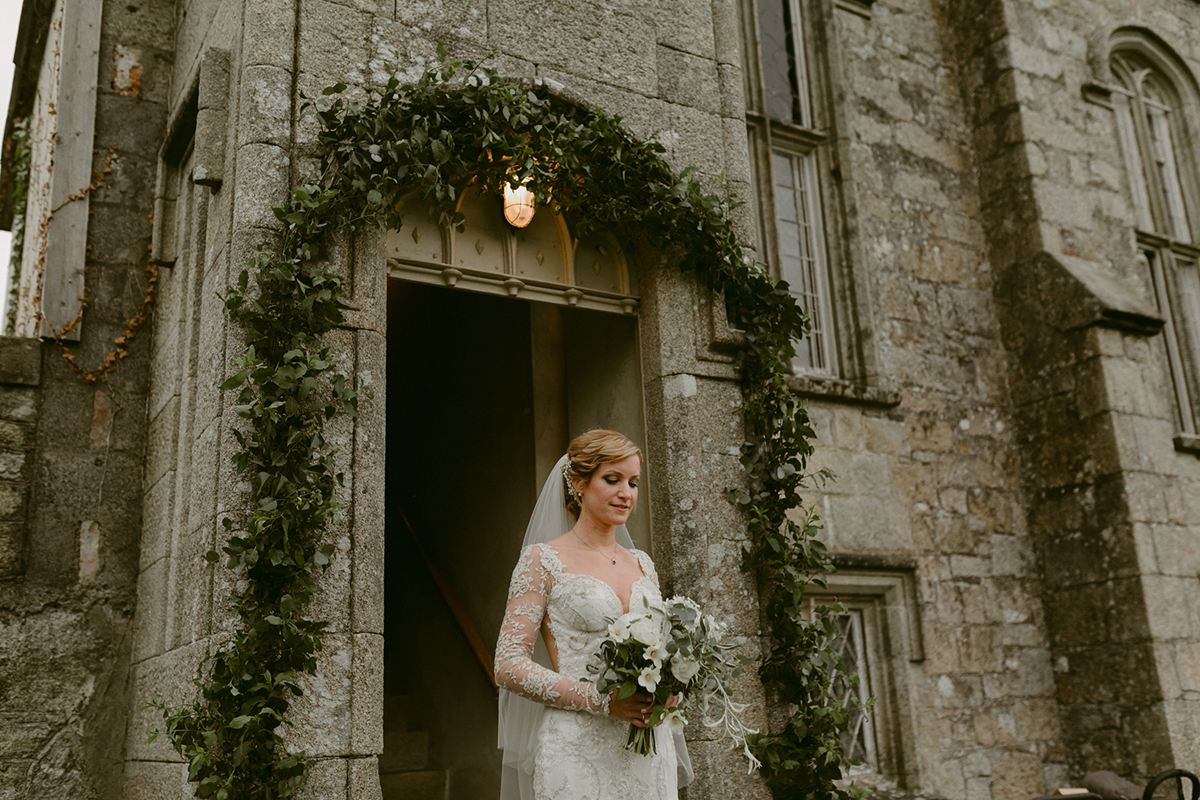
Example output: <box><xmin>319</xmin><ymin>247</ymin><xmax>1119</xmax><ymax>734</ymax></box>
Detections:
<box><xmin>495</xmin><ymin>430</ymin><xmax>692</xmax><ymax>800</ymax></box>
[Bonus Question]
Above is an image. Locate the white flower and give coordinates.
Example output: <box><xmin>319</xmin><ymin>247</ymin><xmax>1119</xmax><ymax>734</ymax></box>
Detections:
<box><xmin>664</xmin><ymin>708</ymin><xmax>688</xmax><ymax>729</ymax></box>
<box><xmin>628</xmin><ymin>615</ymin><xmax>660</xmax><ymax>645</ymax></box>
<box><xmin>643</xmin><ymin>641</ymin><xmax>667</xmax><ymax>666</ymax></box>
<box><xmin>638</xmin><ymin>664</ymin><xmax>661</xmax><ymax>692</ymax></box>
<box><xmin>670</xmin><ymin>655</ymin><xmax>701</xmax><ymax>684</ymax></box>
<box><xmin>609</xmin><ymin>618</ymin><xmax>631</xmax><ymax>642</ymax></box>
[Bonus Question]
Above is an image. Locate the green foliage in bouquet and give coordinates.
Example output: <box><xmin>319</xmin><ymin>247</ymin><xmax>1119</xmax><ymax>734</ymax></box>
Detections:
<box><xmin>150</xmin><ymin>46</ymin><xmax>864</xmax><ymax>800</ymax></box>
<box><xmin>590</xmin><ymin>597</ymin><xmax>754</xmax><ymax>759</ymax></box>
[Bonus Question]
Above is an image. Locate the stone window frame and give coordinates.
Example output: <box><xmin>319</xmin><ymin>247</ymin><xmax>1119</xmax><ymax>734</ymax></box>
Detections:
<box><xmin>805</xmin><ymin>562</ymin><xmax>923</xmax><ymax>788</ymax></box>
<box><xmin>1086</xmin><ymin>28</ymin><xmax>1200</xmax><ymax>452</ymax></box>
<box><xmin>733</xmin><ymin>0</ymin><xmax>899</xmax><ymax>411</ymax></box>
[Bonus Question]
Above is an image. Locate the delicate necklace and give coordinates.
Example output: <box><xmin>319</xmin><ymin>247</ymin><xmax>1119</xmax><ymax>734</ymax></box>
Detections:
<box><xmin>572</xmin><ymin>529</ymin><xmax>619</xmax><ymax>565</ymax></box>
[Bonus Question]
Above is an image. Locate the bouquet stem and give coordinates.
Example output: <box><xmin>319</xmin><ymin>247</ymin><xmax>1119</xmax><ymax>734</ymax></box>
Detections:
<box><xmin>624</xmin><ymin>723</ymin><xmax>657</xmax><ymax>756</ymax></box>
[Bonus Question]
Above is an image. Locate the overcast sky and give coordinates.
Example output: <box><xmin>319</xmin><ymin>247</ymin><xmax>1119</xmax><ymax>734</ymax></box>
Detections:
<box><xmin>0</xmin><ymin>6</ymin><xmax>22</xmax><ymax>324</ymax></box>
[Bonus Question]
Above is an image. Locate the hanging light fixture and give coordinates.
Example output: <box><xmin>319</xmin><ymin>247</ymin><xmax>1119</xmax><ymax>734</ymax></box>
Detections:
<box><xmin>503</xmin><ymin>178</ymin><xmax>536</xmax><ymax>228</ymax></box>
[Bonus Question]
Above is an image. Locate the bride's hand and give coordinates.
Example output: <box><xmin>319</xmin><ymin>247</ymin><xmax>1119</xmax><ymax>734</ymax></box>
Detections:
<box><xmin>608</xmin><ymin>688</ymin><xmax>654</xmax><ymax>728</ymax></box>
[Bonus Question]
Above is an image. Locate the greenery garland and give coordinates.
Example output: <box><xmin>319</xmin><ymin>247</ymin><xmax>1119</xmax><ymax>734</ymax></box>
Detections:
<box><xmin>150</xmin><ymin>51</ymin><xmax>864</xmax><ymax>800</ymax></box>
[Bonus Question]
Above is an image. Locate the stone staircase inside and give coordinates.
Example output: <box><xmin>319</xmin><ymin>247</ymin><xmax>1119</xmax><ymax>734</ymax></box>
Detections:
<box><xmin>379</xmin><ymin>693</ymin><xmax>449</xmax><ymax>800</ymax></box>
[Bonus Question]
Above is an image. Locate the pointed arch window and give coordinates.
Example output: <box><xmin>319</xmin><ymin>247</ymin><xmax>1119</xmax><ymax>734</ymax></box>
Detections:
<box><xmin>1110</xmin><ymin>49</ymin><xmax>1200</xmax><ymax>439</ymax></box>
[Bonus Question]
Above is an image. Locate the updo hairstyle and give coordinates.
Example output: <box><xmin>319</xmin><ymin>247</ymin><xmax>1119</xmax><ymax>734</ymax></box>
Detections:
<box><xmin>563</xmin><ymin>429</ymin><xmax>643</xmax><ymax>519</ymax></box>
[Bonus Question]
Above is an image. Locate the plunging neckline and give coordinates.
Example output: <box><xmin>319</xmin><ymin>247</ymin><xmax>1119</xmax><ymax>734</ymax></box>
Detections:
<box><xmin>540</xmin><ymin>543</ymin><xmax>649</xmax><ymax>614</ymax></box>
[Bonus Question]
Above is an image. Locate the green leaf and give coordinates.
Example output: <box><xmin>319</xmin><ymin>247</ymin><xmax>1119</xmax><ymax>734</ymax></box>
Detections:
<box><xmin>219</xmin><ymin>370</ymin><xmax>247</xmax><ymax>391</ymax></box>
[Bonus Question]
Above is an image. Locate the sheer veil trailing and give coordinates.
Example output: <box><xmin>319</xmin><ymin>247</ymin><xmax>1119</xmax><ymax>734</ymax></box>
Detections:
<box><xmin>497</xmin><ymin>454</ymin><xmax>693</xmax><ymax>800</ymax></box>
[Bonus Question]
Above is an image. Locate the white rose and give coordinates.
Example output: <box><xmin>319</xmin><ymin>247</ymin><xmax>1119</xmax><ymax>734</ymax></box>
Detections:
<box><xmin>669</xmin><ymin>655</ymin><xmax>701</xmax><ymax>684</ymax></box>
<box><xmin>628</xmin><ymin>615</ymin><xmax>659</xmax><ymax>644</ymax></box>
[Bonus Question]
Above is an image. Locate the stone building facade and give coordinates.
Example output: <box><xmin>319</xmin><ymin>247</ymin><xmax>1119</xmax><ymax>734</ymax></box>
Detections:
<box><xmin>3</xmin><ymin>0</ymin><xmax>1200</xmax><ymax>798</ymax></box>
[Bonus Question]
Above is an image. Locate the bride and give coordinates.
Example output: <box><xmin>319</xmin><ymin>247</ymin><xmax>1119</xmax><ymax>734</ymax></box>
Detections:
<box><xmin>495</xmin><ymin>429</ymin><xmax>693</xmax><ymax>800</ymax></box>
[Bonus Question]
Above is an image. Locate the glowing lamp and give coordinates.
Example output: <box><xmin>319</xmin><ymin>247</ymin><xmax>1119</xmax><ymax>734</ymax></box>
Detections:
<box><xmin>503</xmin><ymin>180</ymin><xmax>536</xmax><ymax>228</ymax></box>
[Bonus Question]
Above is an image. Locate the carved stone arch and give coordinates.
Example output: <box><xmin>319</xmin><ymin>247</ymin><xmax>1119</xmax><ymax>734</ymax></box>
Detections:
<box><xmin>1106</xmin><ymin>27</ymin><xmax>1200</xmax><ymax>238</ymax></box>
<box><xmin>1087</xmin><ymin>23</ymin><xmax>1200</xmax><ymax>98</ymax></box>
<box><xmin>386</xmin><ymin>185</ymin><xmax>639</xmax><ymax>314</ymax></box>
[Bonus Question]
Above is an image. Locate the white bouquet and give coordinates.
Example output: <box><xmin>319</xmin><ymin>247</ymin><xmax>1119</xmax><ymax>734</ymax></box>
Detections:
<box><xmin>587</xmin><ymin>596</ymin><xmax>760</xmax><ymax>769</ymax></box>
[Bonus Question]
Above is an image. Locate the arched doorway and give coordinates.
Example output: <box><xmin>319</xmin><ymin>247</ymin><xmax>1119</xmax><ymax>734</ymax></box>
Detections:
<box><xmin>381</xmin><ymin>190</ymin><xmax>649</xmax><ymax>798</ymax></box>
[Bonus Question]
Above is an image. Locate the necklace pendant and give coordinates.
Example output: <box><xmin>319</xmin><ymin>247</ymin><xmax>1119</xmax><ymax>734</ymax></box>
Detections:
<box><xmin>611</xmin><ymin>558</ymin><xmax>617</xmax><ymax>565</ymax></box>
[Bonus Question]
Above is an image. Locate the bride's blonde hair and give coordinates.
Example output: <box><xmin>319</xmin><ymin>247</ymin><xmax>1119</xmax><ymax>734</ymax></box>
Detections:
<box><xmin>563</xmin><ymin>429</ymin><xmax>642</xmax><ymax>519</ymax></box>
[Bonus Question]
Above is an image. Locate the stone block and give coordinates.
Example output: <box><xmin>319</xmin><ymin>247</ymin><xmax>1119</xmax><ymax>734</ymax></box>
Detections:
<box><xmin>216</xmin><ymin>414</ymin><xmax>253</xmax><ymax>520</ymax></box>
<box><xmin>242</xmin><ymin>0</ymin><xmax>296</xmax><ymax>69</ymax></box>
<box><xmin>193</xmin><ymin>257</ymin><xmax>230</xmax><ymax>431</ymax></box>
<box><xmin>1143</xmin><ymin>575</ymin><xmax>1194</xmax><ymax>640</ymax></box>
<box><xmin>352</xmin><ymin>330</ymin><xmax>386</xmax><ymax>635</ymax></box>
<box><xmin>350</xmin><ymin>633</ymin><xmax>384</xmax><ymax>756</ymax></box>
<box><xmin>187</xmin><ymin>419</ymin><xmax>221</xmax><ymax>533</ymax></box>
<box><xmin>298</xmin><ymin>0</ymin><xmax>375</xmax><ymax>88</ymax></box>
<box><xmin>491</xmin><ymin>0</ymin><xmax>658</xmax><ymax>96</ymax></box>
<box><xmin>133</xmin><ymin>557</ymin><xmax>171</xmax><ymax>664</ymax></box>
<box><xmin>144</xmin><ymin>397</ymin><xmax>180</xmax><ymax>492</ymax></box>
<box><xmin>284</xmin><ymin>633</ymin><xmax>353</xmax><ymax>756</ymax></box>
<box><xmin>656</xmin><ymin>47</ymin><xmax>720</xmax><ymax>113</ymax></box>
<box><xmin>721</xmin><ymin>117</ymin><xmax>753</xmax><ymax>187</ymax></box>
<box><xmin>0</xmin><ymin>386</ymin><xmax>38</xmax><ymax>423</ymax></box>
<box><xmin>0</xmin><ymin>338</ymin><xmax>42</xmax><ymax>386</ymax></box>
<box><xmin>348</xmin><ymin>757</ymin><xmax>383</xmax><ymax>799</ymax></box>
<box><xmin>0</xmin><ymin>482</ymin><xmax>27</xmax><ymax>520</ymax></box>
<box><xmin>344</xmin><ymin>225</ymin><xmax>387</xmax><ymax>334</ymax></box>
<box><xmin>826</xmin><ymin>496</ymin><xmax>913</xmax><ymax>551</ymax></box>
<box><xmin>236</xmin><ymin>65</ymin><xmax>292</xmax><ymax>149</ymax></box>
<box><xmin>148</xmin><ymin>324</ymin><xmax>181</xmax><ymax>424</ymax></box>
<box><xmin>167</xmin><ymin>518</ymin><xmax>215</xmax><ymax>650</ymax></box>
<box><xmin>717</xmin><ymin>62</ymin><xmax>744</xmax><ymax>119</ymax></box>
<box><xmin>126</xmin><ymin>641</ymin><xmax>208</xmax><ymax>762</ymax></box>
<box><xmin>958</xmin><ymin>625</ymin><xmax>1003</xmax><ymax>673</ymax></box>
<box><xmin>295</xmin><ymin>757</ymin><xmax>348</xmax><ymax>800</ymax></box>
<box><xmin>139</xmin><ymin>471</ymin><xmax>175</xmax><ymax>572</ymax></box>
<box><xmin>991</xmin><ymin>750</ymin><xmax>1046</xmax><ymax>800</ymax></box>
<box><xmin>233</xmin><ymin>143</ymin><xmax>291</xmax><ymax>230</ymax></box>
<box><xmin>0</xmin><ymin>521</ymin><xmax>25</xmax><ymax>577</ymax></box>
<box><xmin>123</xmin><ymin>759</ymin><xmax>188</xmax><ymax>800</ymax></box>
<box><xmin>391</xmin><ymin>0</ymin><xmax>488</xmax><ymax>43</ymax></box>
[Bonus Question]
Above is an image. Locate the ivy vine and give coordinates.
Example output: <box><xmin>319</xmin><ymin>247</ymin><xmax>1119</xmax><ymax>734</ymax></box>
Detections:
<box><xmin>150</xmin><ymin>51</ymin><xmax>864</xmax><ymax>800</ymax></box>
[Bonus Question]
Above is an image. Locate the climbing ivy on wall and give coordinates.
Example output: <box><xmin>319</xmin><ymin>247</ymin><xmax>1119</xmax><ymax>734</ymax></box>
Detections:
<box><xmin>150</xmin><ymin>50</ymin><xmax>865</xmax><ymax>800</ymax></box>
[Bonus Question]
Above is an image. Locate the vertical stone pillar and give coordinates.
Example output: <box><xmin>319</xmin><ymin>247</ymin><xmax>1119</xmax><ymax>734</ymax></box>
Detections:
<box><xmin>638</xmin><ymin>259</ymin><xmax>773</xmax><ymax>799</ymax></box>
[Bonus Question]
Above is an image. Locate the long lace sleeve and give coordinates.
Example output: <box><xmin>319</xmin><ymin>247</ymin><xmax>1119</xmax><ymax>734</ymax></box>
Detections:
<box><xmin>494</xmin><ymin>545</ymin><xmax>610</xmax><ymax>715</ymax></box>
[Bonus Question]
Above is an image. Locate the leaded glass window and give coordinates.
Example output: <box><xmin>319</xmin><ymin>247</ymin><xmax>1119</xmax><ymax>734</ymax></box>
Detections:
<box><xmin>1112</xmin><ymin>50</ymin><xmax>1200</xmax><ymax>435</ymax></box>
<box><xmin>829</xmin><ymin>609</ymin><xmax>876</xmax><ymax>769</ymax></box>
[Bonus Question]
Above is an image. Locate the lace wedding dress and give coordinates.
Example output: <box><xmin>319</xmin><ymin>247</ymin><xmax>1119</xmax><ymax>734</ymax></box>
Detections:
<box><xmin>495</xmin><ymin>542</ymin><xmax>679</xmax><ymax>800</ymax></box>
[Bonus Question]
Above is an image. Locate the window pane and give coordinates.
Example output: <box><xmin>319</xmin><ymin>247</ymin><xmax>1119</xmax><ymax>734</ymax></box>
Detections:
<box><xmin>829</xmin><ymin>610</ymin><xmax>876</xmax><ymax>770</ymax></box>
<box><xmin>1144</xmin><ymin>104</ymin><xmax>1191</xmax><ymax>240</ymax></box>
<box><xmin>1114</xmin><ymin>94</ymin><xmax>1155</xmax><ymax>232</ymax></box>
<box><xmin>771</xmin><ymin>150</ymin><xmax>831</xmax><ymax>373</ymax></box>
<box><xmin>1174</xmin><ymin>257</ymin><xmax>1200</xmax><ymax>410</ymax></box>
<box><xmin>1145</xmin><ymin>247</ymin><xmax>1197</xmax><ymax>434</ymax></box>
<box><xmin>756</xmin><ymin>0</ymin><xmax>808</xmax><ymax>124</ymax></box>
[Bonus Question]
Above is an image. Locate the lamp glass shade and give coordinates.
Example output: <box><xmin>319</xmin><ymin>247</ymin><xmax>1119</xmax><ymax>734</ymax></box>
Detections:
<box><xmin>503</xmin><ymin>182</ymin><xmax>536</xmax><ymax>228</ymax></box>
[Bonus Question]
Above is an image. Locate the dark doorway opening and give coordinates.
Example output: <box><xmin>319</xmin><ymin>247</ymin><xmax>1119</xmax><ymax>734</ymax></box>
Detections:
<box><xmin>383</xmin><ymin>280</ymin><xmax>648</xmax><ymax>799</ymax></box>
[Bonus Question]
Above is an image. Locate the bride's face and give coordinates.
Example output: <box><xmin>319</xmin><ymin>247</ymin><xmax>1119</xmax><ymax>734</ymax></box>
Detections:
<box><xmin>577</xmin><ymin>454</ymin><xmax>640</xmax><ymax>528</ymax></box>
